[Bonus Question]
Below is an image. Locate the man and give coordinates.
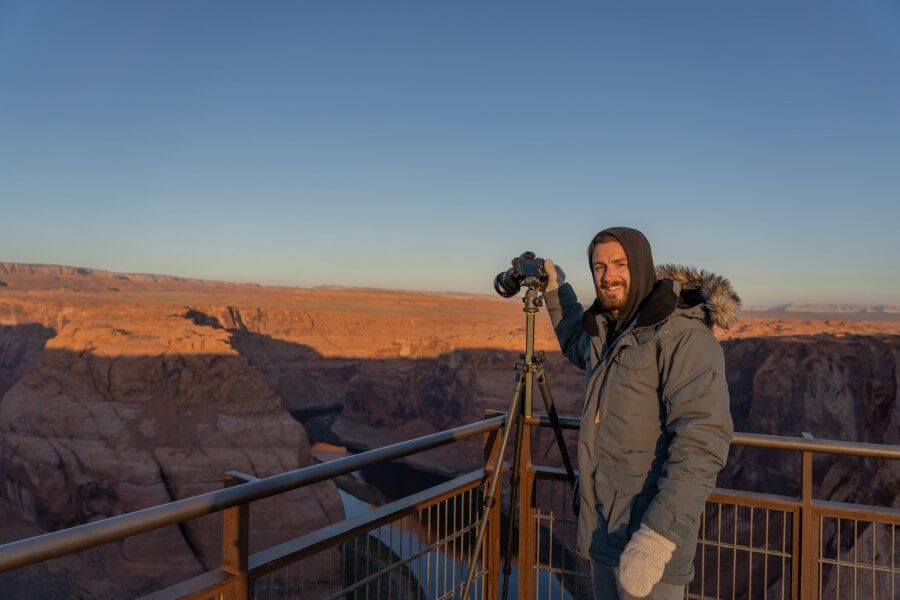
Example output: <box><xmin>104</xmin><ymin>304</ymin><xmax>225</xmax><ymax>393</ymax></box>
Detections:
<box><xmin>543</xmin><ymin>227</ymin><xmax>737</xmax><ymax>599</ymax></box>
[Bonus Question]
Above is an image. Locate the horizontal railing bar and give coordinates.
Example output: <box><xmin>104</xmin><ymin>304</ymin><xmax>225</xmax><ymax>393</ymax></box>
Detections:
<box><xmin>248</xmin><ymin>468</ymin><xmax>486</xmax><ymax>577</ymax></box>
<box><xmin>812</xmin><ymin>499</ymin><xmax>900</xmax><ymax>524</ymax></box>
<box><xmin>730</xmin><ymin>432</ymin><xmax>900</xmax><ymax>458</ymax></box>
<box><xmin>521</xmin><ymin>412</ymin><xmax>900</xmax><ymax>459</ymax></box>
<box><xmin>532</xmin><ymin>464</ymin><xmax>581</xmax><ymax>480</ymax></box>
<box><xmin>516</xmin><ymin>412</ymin><xmax>579</xmax><ymax>430</ymax></box>
<box><xmin>695</xmin><ymin>541</ymin><xmax>792</xmax><ymax>559</ymax></box>
<box><xmin>138</xmin><ymin>568</ymin><xmax>234</xmax><ymax>600</ymax></box>
<box><xmin>708</xmin><ymin>489</ymin><xmax>801</xmax><ymax>511</ymax></box>
<box><xmin>0</xmin><ymin>415</ymin><xmax>505</xmax><ymax>574</ymax></box>
<box><xmin>817</xmin><ymin>558</ymin><xmax>898</xmax><ymax>573</ymax></box>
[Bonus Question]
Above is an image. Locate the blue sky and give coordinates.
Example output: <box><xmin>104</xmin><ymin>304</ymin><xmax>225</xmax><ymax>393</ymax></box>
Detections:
<box><xmin>1</xmin><ymin>2</ymin><xmax>898</xmax><ymax>305</ymax></box>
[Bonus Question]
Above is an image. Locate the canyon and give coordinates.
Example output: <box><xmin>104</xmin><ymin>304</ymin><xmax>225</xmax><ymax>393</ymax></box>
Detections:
<box><xmin>0</xmin><ymin>262</ymin><xmax>897</xmax><ymax>597</ymax></box>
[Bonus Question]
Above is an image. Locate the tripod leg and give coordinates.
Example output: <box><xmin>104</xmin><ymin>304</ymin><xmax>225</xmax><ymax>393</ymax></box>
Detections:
<box><xmin>536</xmin><ymin>370</ymin><xmax>577</xmax><ymax>491</ymax></box>
<box><xmin>500</xmin><ymin>397</ymin><xmax>527</xmax><ymax>600</ymax></box>
<box><xmin>459</xmin><ymin>371</ymin><xmax>525</xmax><ymax>600</ymax></box>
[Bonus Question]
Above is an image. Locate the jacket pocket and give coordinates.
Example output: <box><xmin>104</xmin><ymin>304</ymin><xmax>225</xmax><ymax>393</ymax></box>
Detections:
<box><xmin>593</xmin><ymin>467</ymin><xmax>647</xmax><ymax>554</ymax></box>
<box><xmin>612</xmin><ymin>341</ymin><xmax>656</xmax><ymax>371</ymax></box>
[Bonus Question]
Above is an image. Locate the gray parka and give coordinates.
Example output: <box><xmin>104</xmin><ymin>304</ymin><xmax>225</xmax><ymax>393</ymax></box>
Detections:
<box><xmin>544</xmin><ymin>265</ymin><xmax>737</xmax><ymax>584</ymax></box>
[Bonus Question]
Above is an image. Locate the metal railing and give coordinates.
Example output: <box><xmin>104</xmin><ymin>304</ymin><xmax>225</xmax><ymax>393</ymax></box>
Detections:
<box><xmin>0</xmin><ymin>410</ymin><xmax>897</xmax><ymax>599</ymax></box>
<box><xmin>523</xmin><ymin>414</ymin><xmax>900</xmax><ymax>600</ymax></box>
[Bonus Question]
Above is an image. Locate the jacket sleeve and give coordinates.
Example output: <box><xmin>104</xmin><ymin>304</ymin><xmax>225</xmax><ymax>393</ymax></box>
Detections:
<box><xmin>642</xmin><ymin>328</ymin><xmax>734</xmax><ymax>546</ymax></box>
<box><xmin>543</xmin><ymin>282</ymin><xmax>592</xmax><ymax>371</ymax></box>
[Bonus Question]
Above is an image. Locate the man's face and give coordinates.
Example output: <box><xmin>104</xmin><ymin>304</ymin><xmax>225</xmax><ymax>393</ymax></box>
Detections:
<box><xmin>592</xmin><ymin>241</ymin><xmax>630</xmax><ymax>312</ymax></box>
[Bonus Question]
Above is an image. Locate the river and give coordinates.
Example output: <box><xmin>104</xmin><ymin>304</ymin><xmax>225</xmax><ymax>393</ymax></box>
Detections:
<box><xmin>311</xmin><ymin>443</ymin><xmax>572</xmax><ymax>599</ymax></box>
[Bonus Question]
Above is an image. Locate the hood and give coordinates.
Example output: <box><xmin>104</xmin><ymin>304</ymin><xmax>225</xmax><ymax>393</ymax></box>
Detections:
<box><xmin>655</xmin><ymin>264</ymin><xmax>741</xmax><ymax>330</ymax></box>
<box><xmin>583</xmin><ymin>264</ymin><xmax>741</xmax><ymax>337</ymax></box>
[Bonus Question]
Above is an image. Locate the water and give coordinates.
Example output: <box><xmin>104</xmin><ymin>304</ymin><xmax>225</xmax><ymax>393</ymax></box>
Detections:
<box><xmin>313</xmin><ymin>443</ymin><xmax>572</xmax><ymax>599</ymax></box>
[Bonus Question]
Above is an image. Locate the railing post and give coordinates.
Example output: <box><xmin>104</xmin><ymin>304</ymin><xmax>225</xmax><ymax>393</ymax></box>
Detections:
<box><xmin>223</xmin><ymin>472</ymin><xmax>252</xmax><ymax>600</ymax></box>
<box><xmin>798</xmin><ymin>450</ymin><xmax>819</xmax><ymax>600</ymax></box>
<box><xmin>483</xmin><ymin>414</ymin><xmax>502</xmax><ymax>600</ymax></box>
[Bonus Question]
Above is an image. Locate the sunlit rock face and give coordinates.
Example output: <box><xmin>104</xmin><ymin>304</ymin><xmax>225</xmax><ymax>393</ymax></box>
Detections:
<box><xmin>0</xmin><ymin>262</ymin><xmax>897</xmax><ymax>598</ymax></box>
<box><xmin>0</xmin><ymin>265</ymin><xmax>342</xmax><ymax>597</ymax></box>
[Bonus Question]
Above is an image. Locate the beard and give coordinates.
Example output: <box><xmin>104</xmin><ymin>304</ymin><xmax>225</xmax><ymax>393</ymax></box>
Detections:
<box><xmin>596</xmin><ymin>280</ymin><xmax>629</xmax><ymax>312</ymax></box>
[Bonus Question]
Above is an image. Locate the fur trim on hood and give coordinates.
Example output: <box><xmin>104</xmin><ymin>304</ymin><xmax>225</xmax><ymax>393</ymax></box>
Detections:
<box><xmin>656</xmin><ymin>264</ymin><xmax>741</xmax><ymax>330</ymax></box>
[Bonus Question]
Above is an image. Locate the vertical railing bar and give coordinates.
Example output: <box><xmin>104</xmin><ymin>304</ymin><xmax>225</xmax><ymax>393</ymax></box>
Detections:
<box><xmin>870</xmin><ymin>521</ymin><xmax>875</xmax><ymax>600</ymax></box>
<box><xmin>406</xmin><ymin>512</ymin><xmax>422</xmax><ymax>598</ymax></box>
<box><xmin>455</xmin><ymin>494</ymin><xmax>460</xmax><ymax>594</ymax></box>
<box><xmin>819</xmin><ymin>517</ymin><xmax>828</xmax><ymax>597</ymax></box>
<box><xmin>567</xmin><ymin>476</ymin><xmax>573</xmax><ymax>600</ymax></box>
<box><xmin>750</xmin><ymin>506</ymin><xmax>755</xmax><ymax>600</ymax></box>
<box><xmin>427</xmin><ymin>502</ymin><xmax>432</xmax><ymax>600</ymax></box>
<box><xmin>463</xmin><ymin>489</ymin><xmax>470</xmax><ymax>598</ymax></box>
<box><xmin>463</xmin><ymin>490</ymin><xmax>479</xmax><ymax>598</ymax></box>
<box><xmin>558</xmin><ymin>479</ymin><xmax>564</xmax><ymax>600</ymax></box>
<box><xmin>870</xmin><ymin>521</ymin><xmax>876</xmax><ymax>600</ymax></box>
<box><xmin>733</xmin><ymin>504</ymin><xmax>738</xmax><ymax>600</ymax></box>
<box><xmin>765</xmin><ymin>508</ymin><xmax>770</xmax><ymax>600</ymax></box>
<box><xmin>853</xmin><ymin>519</ymin><xmax>858</xmax><ymax>600</ymax></box>
<box><xmin>376</xmin><ymin>524</ymin><xmax>381</xmax><ymax>599</ymax></box>
<box><xmin>837</xmin><ymin>518</ymin><xmax>841</xmax><ymax>599</ymax></box>
<box><xmin>443</xmin><ymin>498</ymin><xmax>448</xmax><ymax>597</ymax></box>
<box><xmin>549</xmin><ymin>503</ymin><xmax>555</xmax><ymax>599</ymax></box>
<box><xmin>718</xmin><ymin>502</ymin><xmax>723</xmax><ymax>600</ymax></box>
<box><xmin>561</xmin><ymin>477</ymin><xmax>566</xmax><ymax>599</ymax></box>
<box><xmin>557</xmin><ymin>480</ymin><xmax>563</xmax><ymax>600</ymax></box>
<box><xmin>286</xmin><ymin>557</ymin><xmax>292</xmax><ymax>600</ymax></box>
<box><xmin>700</xmin><ymin>504</ymin><xmax>706</xmax><ymax>599</ymax></box>
<box><xmin>427</xmin><ymin>505</ymin><xmax>432</xmax><ymax>599</ymax></box>
<box><xmin>782</xmin><ymin>509</ymin><xmax>787</xmax><ymax>600</ymax></box>
<box><xmin>389</xmin><ymin>521</ymin><xmax>394</xmax><ymax>600</ymax></box>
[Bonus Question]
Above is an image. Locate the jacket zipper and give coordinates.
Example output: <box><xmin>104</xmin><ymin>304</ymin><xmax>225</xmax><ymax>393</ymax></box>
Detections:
<box><xmin>590</xmin><ymin>322</ymin><xmax>638</xmax><ymax>424</ymax></box>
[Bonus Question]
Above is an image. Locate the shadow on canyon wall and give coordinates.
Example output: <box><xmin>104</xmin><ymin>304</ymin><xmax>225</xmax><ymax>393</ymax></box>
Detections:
<box><xmin>0</xmin><ymin>318</ymin><xmax>897</xmax><ymax>598</ymax></box>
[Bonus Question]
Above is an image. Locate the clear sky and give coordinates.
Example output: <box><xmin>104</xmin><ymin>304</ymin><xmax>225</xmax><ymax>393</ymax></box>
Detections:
<box><xmin>1</xmin><ymin>2</ymin><xmax>898</xmax><ymax>306</ymax></box>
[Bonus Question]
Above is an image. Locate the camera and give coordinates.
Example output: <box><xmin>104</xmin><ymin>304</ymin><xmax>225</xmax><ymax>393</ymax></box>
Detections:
<box><xmin>493</xmin><ymin>251</ymin><xmax>549</xmax><ymax>297</ymax></box>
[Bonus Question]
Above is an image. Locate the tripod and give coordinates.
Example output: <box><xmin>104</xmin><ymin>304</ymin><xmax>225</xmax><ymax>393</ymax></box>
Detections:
<box><xmin>460</xmin><ymin>286</ymin><xmax>577</xmax><ymax>600</ymax></box>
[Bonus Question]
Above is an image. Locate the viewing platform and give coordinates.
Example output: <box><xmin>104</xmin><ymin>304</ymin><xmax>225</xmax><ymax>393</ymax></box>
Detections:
<box><xmin>0</xmin><ymin>411</ymin><xmax>897</xmax><ymax>600</ymax></box>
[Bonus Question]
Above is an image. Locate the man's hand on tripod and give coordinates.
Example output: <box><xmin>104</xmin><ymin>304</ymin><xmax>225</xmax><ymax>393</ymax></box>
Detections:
<box><xmin>544</xmin><ymin>259</ymin><xmax>565</xmax><ymax>293</ymax></box>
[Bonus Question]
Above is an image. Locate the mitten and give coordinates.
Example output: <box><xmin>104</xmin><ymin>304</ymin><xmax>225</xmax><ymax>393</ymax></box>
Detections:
<box><xmin>618</xmin><ymin>524</ymin><xmax>677</xmax><ymax>597</ymax></box>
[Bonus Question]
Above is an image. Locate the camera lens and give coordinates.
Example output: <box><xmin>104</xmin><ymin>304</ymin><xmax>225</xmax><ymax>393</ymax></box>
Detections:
<box><xmin>493</xmin><ymin>269</ymin><xmax>520</xmax><ymax>298</ymax></box>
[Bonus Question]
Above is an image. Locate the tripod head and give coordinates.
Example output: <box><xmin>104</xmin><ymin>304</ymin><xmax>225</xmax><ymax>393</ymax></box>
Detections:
<box><xmin>521</xmin><ymin>285</ymin><xmax>544</xmax><ymax>314</ymax></box>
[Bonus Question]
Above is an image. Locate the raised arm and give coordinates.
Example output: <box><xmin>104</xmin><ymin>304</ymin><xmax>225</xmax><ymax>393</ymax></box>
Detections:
<box><xmin>542</xmin><ymin>259</ymin><xmax>592</xmax><ymax>371</ymax></box>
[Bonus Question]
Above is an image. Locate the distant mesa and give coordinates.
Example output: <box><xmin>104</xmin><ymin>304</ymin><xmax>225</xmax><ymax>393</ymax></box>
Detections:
<box><xmin>743</xmin><ymin>302</ymin><xmax>900</xmax><ymax>315</ymax></box>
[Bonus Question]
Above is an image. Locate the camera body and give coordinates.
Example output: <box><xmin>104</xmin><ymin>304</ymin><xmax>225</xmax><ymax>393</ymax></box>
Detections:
<box><xmin>494</xmin><ymin>251</ymin><xmax>548</xmax><ymax>298</ymax></box>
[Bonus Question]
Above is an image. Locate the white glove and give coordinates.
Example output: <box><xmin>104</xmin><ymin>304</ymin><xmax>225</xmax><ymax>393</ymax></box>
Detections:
<box><xmin>618</xmin><ymin>524</ymin><xmax>677</xmax><ymax>597</ymax></box>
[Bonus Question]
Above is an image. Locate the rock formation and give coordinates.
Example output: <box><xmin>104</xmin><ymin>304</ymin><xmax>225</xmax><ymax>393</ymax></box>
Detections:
<box><xmin>0</xmin><ymin>262</ymin><xmax>897</xmax><ymax>598</ymax></box>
